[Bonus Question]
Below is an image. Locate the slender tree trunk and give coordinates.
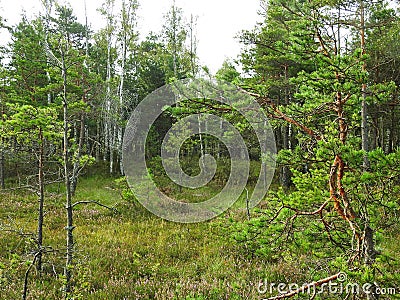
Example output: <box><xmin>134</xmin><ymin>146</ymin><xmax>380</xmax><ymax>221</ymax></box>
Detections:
<box><xmin>84</xmin><ymin>0</ymin><xmax>89</xmax><ymax>63</ymax></box>
<box><xmin>42</xmin><ymin>0</ymin><xmax>53</xmax><ymax>104</ymax></box>
<box><xmin>110</xmin><ymin>124</ymin><xmax>115</xmax><ymax>174</ymax></box>
<box><xmin>118</xmin><ymin>127</ymin><xmax>124</xmax><ymax>175</ymax></box>
<box><xmin>360</xmin><ymin>0</ymin><xmax>370</xmax><ymax>169</ymax></box>
<box><xmin>1</xmin><ymin>61</ymin><xmax>5</xmax><ymax>189</ymax></box>
<box><xmin>70</xmin><ymin>114</ymin><xmax>84</xmax><ymax>196</ymax></box>
<box><xmin>118</xmin><ymin>2</ymin><xmax>127</xmax><ymax>175</ymax></box>
<box><xmin>359</xmin><ymin>8</ymin><xmax>378</xmax><ymax>297</ymax></box>
<box><xmin>37</xmin><ymin>129</ymin><xmax>44</xmax><ymax>272</ymax></box>
<box><xmin>281</xmin><ymin>125</ymin><xmax>291</xmax><ymax>189</ymax></box>
<box><xmin>262</xmin><ymin>119</ymin><xmax>268</xmax><ymax>189</ymax></box>
<box><xmin>371</xmin><ymin>117</ymin><xmax>377</xmax><ymax>150</ymax></box>
<box><xmin>0</xmin><ymin>148</ymin><xmax>4</xmax><ymax>189</ymax></box>
<box><xmin>96</xmin><ymin>120</ymin><xmax>100</xmax><ymax>162</ymax></box>
<box><xmin>105</xmin><ymin>9</ymin><xmax>114</xmax><ymax>174</ymax></box>
<box><xmin>171</xmin><ymin>3</ymin><xmax>178</xmax><ymax>77</ymax></box>
<box><xmin>198</xmin><ymin>115</ymin><xmax>205</xmax><ymax>169</ymax></box>
<box><xmin>61</xmin><ymin>50</ymin><xmax>74</xmax><ymax>297</ymax></box>
<box><xmin>281</xmin><ymin>64</ymin><xmax>291</xmax><ymax>188</ymax></box>
<box><xmin>189</xmin><ymin>14</ymin><xmax>197</xmax><ymax>76</ymax></box>
<box><xmin>380</xmin><ymin>117</ymin><xmax>384</xmax><ymax>150</ymax></box>
<box><xmin>389</xmin><ymin>103</ymin><xmax>396</xmax><ymax>153</ymax></box>
<box><xmin>105</xmin><ymin>3</ymin><xmax>114</xmax><ymax>172</ymax></box>
<box><xmin>217</xmin><ymin>118</ymin><xmax>223</xmax><ymax>159</ymax></box>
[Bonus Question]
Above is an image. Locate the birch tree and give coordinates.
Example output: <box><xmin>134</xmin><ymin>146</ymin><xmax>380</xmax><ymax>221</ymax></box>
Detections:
<box><xmin>98</xmin><ymin>0</ymin><xmax>117</xmax><ymax>173</ymax></box>
<box><xmin>162</xmin><ymin>2</ymin><xmax>191</xmax><ymax>80</ymax></box>
<box><xmin>116</xmin><ymin>0</ymin><xmax>138</xmax><ymax>174</ymax></box>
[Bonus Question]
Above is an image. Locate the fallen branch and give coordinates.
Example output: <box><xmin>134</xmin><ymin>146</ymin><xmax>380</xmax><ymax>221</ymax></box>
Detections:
<box><xmin>266</xmin><ymin>272</ymin><xmax>342</xmax><ymax>300</ymax></box>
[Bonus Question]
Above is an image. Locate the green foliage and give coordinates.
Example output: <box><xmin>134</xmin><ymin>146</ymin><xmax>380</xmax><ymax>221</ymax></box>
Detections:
<box><xmin>114</xmin><ymin>176</ymin><xmax>137</xmax><ymax>203</ymax></box>
<box><xmin>215</xmin><ymin>60</ymin><xmax>240</xmax><ymax>84</ymax></box>
<box><xmin>7</xmin><ymin>17</ymin><xmax>49</xmax><ymax>105</ymax></box>
<box><xmin>161</xmin><ymin>4</ymin><xmax>193</xmax><ymax>80</ymax></box>
<box><xmin>1</xmin><ymin>104</ymin><xmax>62</xmax><ymax>142</ymax></box>
<box><xmin>227</xmin><ymin>1</ymin><xmax>400</xmax><ymax>294</ymax></box>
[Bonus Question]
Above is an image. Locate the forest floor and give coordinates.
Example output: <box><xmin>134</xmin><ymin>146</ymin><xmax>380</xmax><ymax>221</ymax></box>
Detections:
<box><xmin>0</xmin><ymin>174</ymin><xmax>399</xmax><ymax>299</ymax></box>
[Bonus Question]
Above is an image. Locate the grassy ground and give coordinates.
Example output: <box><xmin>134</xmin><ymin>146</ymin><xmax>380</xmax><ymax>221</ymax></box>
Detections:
<box><xmin>0</xmin><ymin>175</ymin><xmax>399</xmax><ymax>299</ymax></box>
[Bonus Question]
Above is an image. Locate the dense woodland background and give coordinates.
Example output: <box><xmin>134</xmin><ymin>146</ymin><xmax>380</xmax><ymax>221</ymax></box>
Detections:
<box><xmin>0</xmin><ymin>0</ymin><xmax>399</xmax><ymax>299</ymax></box>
